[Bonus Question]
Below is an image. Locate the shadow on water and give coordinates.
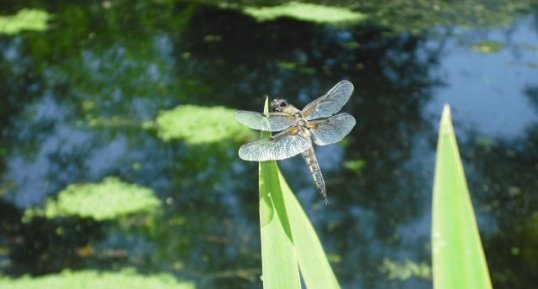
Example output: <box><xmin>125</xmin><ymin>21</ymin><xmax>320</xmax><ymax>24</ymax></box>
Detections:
<box><xmin>0</xmin><ymin>1</ymin><xmax>537</xmax><ymax>289</ymax></box>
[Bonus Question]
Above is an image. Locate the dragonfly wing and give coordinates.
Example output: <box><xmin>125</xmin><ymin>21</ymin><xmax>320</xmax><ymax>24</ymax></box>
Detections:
<box><xmin>309</xmin><ymin>113</ymin><xmax>356</xmax><ymax>146</ymax></box>
<box><xmin>238</xmin><ymin>128</ymin><xmax>312</xmax><ymax>161</ymax></box>
<box><xmin>235</xmin><ymin>110</ymin><xmax>295</xmax><ymax>131</ymax></box>
<box><xmin>302</xmin><ymin>80</ymin><xmax>354</xmax><ymax>120</ymax></box>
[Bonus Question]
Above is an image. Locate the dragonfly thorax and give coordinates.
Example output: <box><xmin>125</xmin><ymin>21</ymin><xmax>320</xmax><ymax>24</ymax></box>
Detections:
<box><xmin>296</xmin><ymin>117</ymin><xmax>307</xmax><ymax>127</ymax></box>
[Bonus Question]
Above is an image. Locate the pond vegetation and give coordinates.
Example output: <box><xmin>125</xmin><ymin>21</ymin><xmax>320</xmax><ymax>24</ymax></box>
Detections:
<box><xmin>24</xmin><ymin>178</ymin><xmax>160</xmax><ymax>221</ymax></box>
<box><xmin>241</xmin><ymin>2</ymin><xmax>366</xmax><ymax>24</ymax></box>
<box><xmin>0</xmin><ymin>9</ymin><xmax>50</xmax><ymax>34</ymax></box>
<box><xmin>154</xmin><ymin>105</ymin><xmax>252</xmax><ymax>144</ymax></box>
<box><xmin>1</xmin><ymin>269</ymin><xmax>194</xmax><ymax>289</ymax></box>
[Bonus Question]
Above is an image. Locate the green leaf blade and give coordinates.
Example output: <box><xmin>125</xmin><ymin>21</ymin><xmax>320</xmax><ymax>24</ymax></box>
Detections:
<box><xmin>279</xmin><ymin>172</ymin><xmax>340</xmax><ymax>289</ymax></box>
<box><xmin>258</xmin><ymin>98</ymin><xmax>301</xmax><ymax>289</ymax></box>
<box><xmin>256</xmin><ymin>97</ymin><xmax>340</xmax><ymax>289</ymax></box>
<box><xmin>432</xmin><ymin>105</ymin><xmax>493</xmax><ymax>289</ymax></box>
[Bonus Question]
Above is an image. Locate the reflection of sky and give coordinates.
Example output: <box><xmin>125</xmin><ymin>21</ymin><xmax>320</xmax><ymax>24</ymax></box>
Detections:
<box><xmin>5</xmin><ymin>95</ymin><xmax>90</xmax><ymax>207</ymax></box>
<box><xmin>426</xmin><ymin>16</ymin><xmax>538</xmax><ymax>139</ymax></box>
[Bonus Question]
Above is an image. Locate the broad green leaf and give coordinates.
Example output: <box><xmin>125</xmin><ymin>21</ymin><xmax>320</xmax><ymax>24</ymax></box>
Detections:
<box><xmin>432</xmin><ymin>105</ymin><xmax>493</xmax><ymax>289</ymax></box>
<box><xmin>279</xmin><ymin>171</ymin><xmax>340</xmax><ymax>289</ymax></box>
<box><xmin>258</xmin><ymin>98</ymin><xmax>339</xmax><ymax>289</ymax></box>
<box><xmin>259</xmin><ymin>99</ymin><xmax>301</xmax><ymax>289</ymax></box>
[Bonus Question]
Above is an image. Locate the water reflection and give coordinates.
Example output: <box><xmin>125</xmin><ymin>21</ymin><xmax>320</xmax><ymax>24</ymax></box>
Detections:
<box><xmin>425</xmin><ymin>15</ymin><xmax>538</xmax><ymax>139</ymax></box>
<box><xmin>0</xmin><ymin>1</ymin><xmax>537</xmax><ymax>289</ymax></box>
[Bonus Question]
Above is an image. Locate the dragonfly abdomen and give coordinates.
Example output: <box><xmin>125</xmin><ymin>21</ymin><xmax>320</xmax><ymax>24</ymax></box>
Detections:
<box><xmin>302</xmin><ymin>148</ymin><xmax>328</xmax><ymax>205</ymax></box>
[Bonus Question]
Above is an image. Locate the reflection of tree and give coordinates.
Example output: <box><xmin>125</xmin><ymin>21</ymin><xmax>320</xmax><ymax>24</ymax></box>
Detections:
<box><xmin>462</xmin><ymin>86</ymin><xmax>538</xmax><ymax>288</ymax></box>
<box><xmin>450</xmin><ymin>85</ymin><xmax>538</xmax><ymax>289</ymax></box>
<box><xmin>0</xmin><ymin>39</ymin><xmax>44</xmax><ymax>164</ymax></box>
<box><xmin>525</xmin><ymin>86</ymin><xmax>538</xmax><ymax>112</ymax></box>
<box><xmin>461</xmin><ymin>123</ymin><xmax>538</xmax><ymax>288</ymax></box>
<box><xmin>0</xmin><ymin>196</ymin><xmax>105</xmax><ymax>276</ymax></box>
<box><xmin>1</xmin><ymin>4</ymin><xmax>261</xmax><ymax>281</ymax></box>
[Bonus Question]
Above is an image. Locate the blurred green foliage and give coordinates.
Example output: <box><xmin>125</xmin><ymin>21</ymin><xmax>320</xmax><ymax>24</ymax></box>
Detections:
<box><xmin>0</xmin><ymin>9</ymin><xmax>50</xmax><ymax>35</ymax></box>
<box><xmin>155</xmin><ymin>105</ymin><xmax>252</xmax><ymax>145</ymax></box>
<box><xmin>242</xmin><ymin>2</ymin><xmax>366</xmax><ymax>24</ymax></box>
<box><xmin>0</xmin><ymin>269</ymin><xmax>194</xmax><ymax>289</ymax></box>
<box><xmin>381</xmin><ymin>258</ymin><xmax>431</xmax><ymax>280</ymax></box>
<box><xmin>24</xmin><ymin>178</ymin><xmax>160</xmax><ymax>221</ymax></box>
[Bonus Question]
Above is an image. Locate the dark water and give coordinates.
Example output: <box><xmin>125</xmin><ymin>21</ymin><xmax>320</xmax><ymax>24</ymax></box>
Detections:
<box><xmin>1</xmin><ymin>1</ymin><xmax>537</xmax><ymax>289</ymax></box>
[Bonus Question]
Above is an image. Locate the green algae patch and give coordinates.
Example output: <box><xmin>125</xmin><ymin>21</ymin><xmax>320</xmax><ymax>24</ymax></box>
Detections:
<box><xmin>0</xmin><ymin>9</ymin><xmax>50</xmax><ymax>35</ymax></box>
<box><xmin>243</xmin><ymin>2</ymin><xmax>366</xmax><ymax>24</ymax></box>
<box><xmin>471</xmin><ymin>40</ymin><xmax>504</xmax><ymax>54</ymax></box>
<box><xmin>155</xmin><ymin>105</ymin><xmax>251</xmax><ymax>145</ymax></box>
<box><xmin>0</xmin><ymin>269</ymin><xmax>194</xmax><ymax>289</ymax></box>
<box><xmin>342</xmin><ymin>159</ymin><xmax>366</xmax><ymax>172</ymax></box>
<box><xmin>381</xmin><ymin>258</ymin><xmax>431</xmax><ymax>280</ymax></box>
<box><xmin>25</xmin><ymin>178</ymin><xmax>160</xmax><ymax>221</ymax></box>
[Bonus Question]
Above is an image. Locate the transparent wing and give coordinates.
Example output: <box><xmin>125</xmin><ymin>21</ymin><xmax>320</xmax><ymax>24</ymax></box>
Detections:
<box><xmin>302</xmin><ymin>80</ymin><xmax>354</xmax><ymax>120</ymax></box>
<box><xmin>309</xmin><ymin>113</ymin><xmax>356</xmax><ymax>146</ymax></box>
<box><xmin>235</xmin><ymin>110</ymin><xmax>296</xmax><ymax>132</ymax></box>
<box><xmin>238</xmin><ymin>128</ymin><xmax>312</xmax><ymax>161</ymax></box>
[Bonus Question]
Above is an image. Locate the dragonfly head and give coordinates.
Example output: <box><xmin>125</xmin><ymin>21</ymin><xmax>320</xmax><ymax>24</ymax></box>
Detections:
<box><xmin>270</xmin><ymin>99</ymin><xmax>289</xmax><ymax>112</ymax></box>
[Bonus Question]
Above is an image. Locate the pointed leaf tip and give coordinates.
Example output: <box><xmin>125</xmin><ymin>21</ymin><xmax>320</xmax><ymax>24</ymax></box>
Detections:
<box><xmin>442</xmin><ymin>104</ymin><xmax>450</xmax><ymax>114</ymax></box>
<box><xmin>441</xmin><ymin>104</ymin><xmax>451</xmax><ymax>122</ymax></box>
<box><xmin>440</xmin><ymin>104</ymin><xmax>454</xmax><ymax>134</ymax></box>
<box><xmin>264</xmin><ymin>96</ymin><xmax>270</xmax><ymax>114</ymax></box>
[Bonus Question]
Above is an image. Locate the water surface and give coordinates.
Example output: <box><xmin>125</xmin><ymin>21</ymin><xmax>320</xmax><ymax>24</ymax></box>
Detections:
<box><xmin>0</xmin><ymin>1</ymin><xmax>537</xmax><ymax>289</ymax></box>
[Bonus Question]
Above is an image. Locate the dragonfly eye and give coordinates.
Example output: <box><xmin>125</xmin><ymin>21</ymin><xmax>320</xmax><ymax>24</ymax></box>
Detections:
<box><xmin>271</xmin><ymin>99</ymin><xmax>288</xmax><ymax>111</ymax></box>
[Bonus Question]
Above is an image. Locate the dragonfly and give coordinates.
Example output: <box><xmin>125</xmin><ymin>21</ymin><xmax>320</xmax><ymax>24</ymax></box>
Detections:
<box><xmin>235</xmin><ymin>80</ymin><xmax>356</xmax><ymax>204</ymax></box>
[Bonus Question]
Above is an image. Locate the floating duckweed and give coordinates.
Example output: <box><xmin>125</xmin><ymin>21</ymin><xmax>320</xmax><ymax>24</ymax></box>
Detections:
<box><xmin>343</xmin><ymin>159</ymin><xmax>366</xmax><ymax>172</ymax></box>
<box><xmin>277</xmin><ymin>61</ymin><xmax>297</xmax><ymax>70</ymax></box>
<box><xmin>243</xmin><ymin>2</ymin><xmax>366</xmax><ymax>24</ymax></box>
<box><xmin>0</xmin><ymin>269</ymin><xmax>194</xmax><ymax>289</ymax></box>
<box><xmin>381</xmin><ymin>258</ymin><xmax>431</xmax><ymax>280</ymax></box>
<box><xmin>0</xmin><ymin>9</ymin><xmax>50</xmax><ymax>35</ymax></box>
<box><xmin>25</xmin><ymin>178</ymin><xmax>160</xmax><ymax>221</ymax></box>
<box><xmin>155</xmin><ymin>105</ymin><xmax>251</xmax><ymax>145</ymax></box>
<box><xmin>471</xmin><ymin>40</ymin><xmax>504</xmax><ymax>54</ymax></box>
